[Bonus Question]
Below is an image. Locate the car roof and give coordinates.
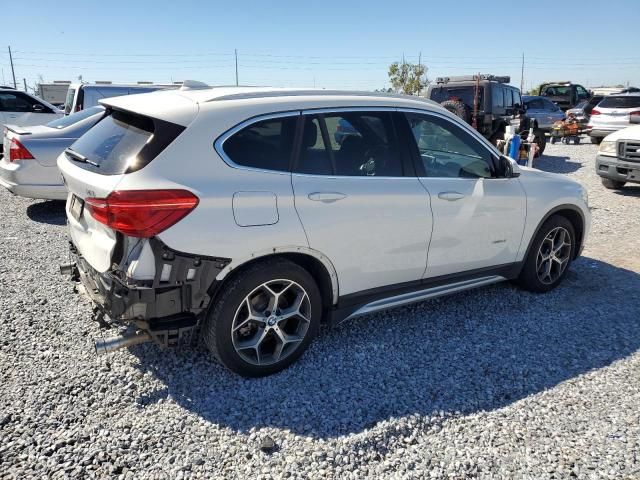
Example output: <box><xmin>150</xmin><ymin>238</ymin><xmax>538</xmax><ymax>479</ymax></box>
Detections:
<box><xmin>100</xmin><ymin>86</ymin><xmax>447</xmax><ymax>125</ymax></box>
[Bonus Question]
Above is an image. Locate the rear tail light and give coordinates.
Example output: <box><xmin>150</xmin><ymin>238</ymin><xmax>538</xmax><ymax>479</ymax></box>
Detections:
<box><xmin>8</xmin><ymin>138</ymin><xmax>35</xmax><ymax>162</ymax></box>
<box><xmin>85</xmin><ymin>189</ymin><xmax>199</xmax><ymax>238</ymax></box>
<box><xmin>630</xmin><ymin>111</ymin><xmax>640</xmax><ymax>117</ymax></box>
<box><xmin>590</xmin><ymin>109</ymin><xmax>601</xmax><ymax>116</ymax></box>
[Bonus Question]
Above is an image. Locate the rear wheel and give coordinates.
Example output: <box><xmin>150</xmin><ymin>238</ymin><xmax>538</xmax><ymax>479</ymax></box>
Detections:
<box><xmin>516</xmin><ymin>215</ymin><xmax>575</xmax><ymax>293</ymax></box>
<box><xmin>601</xmin><ymin>178</ymin><xmax>625</xmax><ymax>189</ymax></box>
<box><xmin>533</xmin><ymin>130</ymin><xmax>546</xmax><ymax>157</ymax></box>
<box><xmin>202</xmin><ymin>258</ymin><xmax>322</xmax><ymax>377</ymax></box>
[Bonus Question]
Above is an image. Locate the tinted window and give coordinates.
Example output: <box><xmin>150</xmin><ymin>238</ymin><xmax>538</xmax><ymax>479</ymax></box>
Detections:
<box><xmin>67</xmin><ymin>109</ymin><xmax>183</xmax><ymax>175</ymax></box>
<box><xmin>504</xmin><ymin>89</ymin><xmax>514</xmax><ymax>107</ymax></box>
<box><xmin>428</xmin><ymin>86</ymin><xmax>483</xmax><ymax>109</ymax></box>
<box><xmin>405</xmin><ymin>113</ymin><xmax>493</xmax><ymax>178</ymax></box>
<box><xmin>598</xmin><ymin>96</ymin><xmax>640</xmax><ymax>109</ymax></box>
<box><xmin>576</xmin><ymin>85</ymin><xmax>589</xmax><ymax>99</ymax></box>
<box><xmin>513</xmin><ymin>90</ymin><xmax>522</xmax><ymax>107</ymax></box>
<box><xmin>0</xmin><ymin>93</ymin><xmax>33</xmax><ymax>112</ymax></box>
<box><xmin>542</xmin><ymin>85</ymin><xmax>571</xmax><ymax>96</ymax></box>
<box><xmin>296</xmin><ymin>112</ymin><xmax>403</xmax><ymax>177</ymax></box>
<box><xmin>223</xmin><ymin>116</ymin><xmax>297</xmax><ymax>172</ymax></box>
<box><xmin>525</xmin><ymin>98</ymin><xmax>545</xmax><ymax>110</ymax></box>
<box><xmin>46</xmin><ymin>106</ymin><xmax>104</xmax><ymax>129</ymax></box>
<box><xmin>492</xmin><ymin>86</ymin><xmax>504</xmax><ymax>109</ymax></box>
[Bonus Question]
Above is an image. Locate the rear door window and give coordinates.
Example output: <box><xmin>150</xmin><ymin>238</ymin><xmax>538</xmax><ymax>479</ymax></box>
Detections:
<box><xmin>0</xmin><ymin>92</ymin><xmax>32</xmax><ymax>112</ymax></box>
<box><xmin>66</xmin><ymin>109</ymin><xmax>184</xmax><ymax>175</ymax></box>
<box><xmin>295</xmin><ymin>111</ymin><xmax>404</xmax><ymax>177</ymax></box>
<box><xmin>222</xmin><ymin>116</ymin><xmax>297</xmax><ymax>172</ymax></box>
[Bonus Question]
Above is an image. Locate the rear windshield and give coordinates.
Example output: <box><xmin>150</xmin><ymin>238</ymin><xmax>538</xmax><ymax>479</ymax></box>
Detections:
<box><xmin>66</xmin><ymin>109</ymin><xmax>184</xmax><ymax>175</ymax></box>
<box><xmin>46</xmin><ymin>106</ymin><xmax>104</xmax><ymax>129</ymax></box>
<box><xmin>428</xmin><ymin>86</ymin><xmax>483</xmax><ymax>108</ymax></box>
<box><xmin>541</xmin><ymin>85</ymin><xmax>570</xmax><ymax>96</ymax></box>
<box><xmin>598</xmin><ymin>96</ymin><xmax>640</xmax><ymax>109</ymax></box>
<box><xmin>64</xmin><ymin>88</ymin><xmax>76</xmax><ymax>114</ymax></box>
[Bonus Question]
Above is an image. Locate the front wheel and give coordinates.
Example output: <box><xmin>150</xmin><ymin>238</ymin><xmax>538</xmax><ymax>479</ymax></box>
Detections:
<box><xmin>516</xmin><ymin>215</ymin><xmax>575</xmax><ymax>293</ymax></box>
<box><xmin>202</xmin><ymin>259</ymin><xmax>322</xmax><ymax>377</ymax></box>
<box><xmin>590</xmin><ymin>136</ymin><xmax>603</xmax><ymax>144</ymax></box>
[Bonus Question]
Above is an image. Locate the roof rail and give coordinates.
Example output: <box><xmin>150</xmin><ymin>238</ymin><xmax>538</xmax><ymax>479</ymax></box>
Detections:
<box><xmin>436</xmin><ymin>74</ymin><xmax>510</xmax><ymax>84</ymax></box>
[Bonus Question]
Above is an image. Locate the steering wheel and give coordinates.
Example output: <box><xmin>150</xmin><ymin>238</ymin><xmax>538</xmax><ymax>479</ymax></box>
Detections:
<box><xmin>360</xmin><ymin>145</ymin><xmax>389</xmax><ymax>176</ymax></box>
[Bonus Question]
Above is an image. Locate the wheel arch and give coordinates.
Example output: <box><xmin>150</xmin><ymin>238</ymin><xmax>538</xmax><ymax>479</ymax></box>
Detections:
<box><xmin>522</xmin><ymin>204</ymin><xmax>586</xmax><ymax>265</ymax></box>
<box><xmin>213</xmin><ymin>247</ymin><xmax>339</xmax><ymax>307</ymax></box>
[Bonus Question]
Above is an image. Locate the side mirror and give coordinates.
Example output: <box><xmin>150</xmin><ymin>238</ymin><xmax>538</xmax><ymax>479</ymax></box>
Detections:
<box><xmin>32</xmin><ymin>104</ymin><xmax>45</xmax><ymax>113</ymax></box>
<box><xmin>498</xmin><ymin>155</ymin><xmax>520</xmax><ymax>178</ymax></box>
<box><xmin>631</xmin><ymin>115</ymin><xmax>640</xmax><ymax>125</ymax></box>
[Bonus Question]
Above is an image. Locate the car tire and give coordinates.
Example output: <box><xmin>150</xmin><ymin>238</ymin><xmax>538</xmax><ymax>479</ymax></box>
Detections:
<box><xmin>202</xmin><ymin>258</ymin><xmax>322</xmax><ymax>377</ymax></box>
<box><xmin>516</xmin><ymin>215</ymin><xmax>575</xmax><ymax>293</ymax></box>
<box><xmin>533</xmin><ymin>130</ymin><xmax>546</xmax><ymax>157</ymax></box>
<box><xmin>590</xmin><ymin>136</ymin><xmax>603</xmax><ymax>144</ymax></box>
<box><xmin>440</xmin><ymin>99</ymin><xmax>470</xmax><ymax>123</ymax></box>
<box><xmin>601</xmin><ymin>178</ymin><xmax>626</xmax><ymax>189</ymax></box>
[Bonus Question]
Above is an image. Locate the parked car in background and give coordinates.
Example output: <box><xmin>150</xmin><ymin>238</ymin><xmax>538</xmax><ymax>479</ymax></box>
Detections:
<box><xmin>64</xmin><ymin>82</ymin><xmax>179</xmax><ymax>114</ymax></box>
<box><xmin>539</xmin><ymin>82</ymin><xmax>591</xmax><ymax>110</ymax></box>
<box><xmin>1</xmin><ymin>87</ymin><xmax>63</xmax><ymax>131</ymax></box>
<box><xmin>595</xmin><ymin>116</ymin><xmax>640</xmax><ymax>189</ymax></box>
<box><xmin>38</xmin><ymin>81</ymin><xmax>72</xmax><ymax>106</ymax></box>
<box><xmin>540</xmin><ymin>82</ymin><xmax>590</xmax><ymax>110</ymax></box>
<box><xmin>522</xmin><ymin>95</ymin><xmax>565</xmax><ymax>131</ymax></box>
<box><xmin>566</xmin><ymin>95</ymin><xmax>604</xmax><ymax>128</ymax></box>
<box><xmin>588</xmin><ymin>93</ymin><xmax>640</xmax><ymax>144</ymax></box>
<box><xmin>426</xmin><ymin>74</ymin><xmax>546</xmax><ymax>155</ymax></box>
<box><xmin>58</xmin><ymin>86</ymin><xmax>589</xmax><ymax>377</ymax></box>
<box><xmin>0</xmin><ymin>106</ymin><xmax>105</xmax><ymax>200</ymax></box>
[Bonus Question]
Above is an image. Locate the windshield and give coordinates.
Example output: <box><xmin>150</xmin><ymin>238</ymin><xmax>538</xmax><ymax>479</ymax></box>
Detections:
<box><xmin>598</xmin><ymin>96</ymin><xmax>640</xmax><ymax>109</ymax></box>
<box><xmin>429</xmin><ymin>86</ymin><xmax>483</xmax><ymax>108</ymax></box>
<box><xmin>46</xmin><ymin>106</ymin><xmax>104</xmax><ymax>129</ymax></box>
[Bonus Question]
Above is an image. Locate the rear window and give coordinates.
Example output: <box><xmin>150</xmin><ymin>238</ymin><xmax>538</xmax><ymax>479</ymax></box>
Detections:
<box><xmin>542</xmin><ymin>85</ymin><xmax>571</xmax><ymax>96</ymax></box>
<box><xmin>428</xmin><ymin>86</ymin><xmax>483</xmax><ymax>108</ymax></box>
<box><xmin>66</xmin><ymin>109</ymin><xmax>184</xmax><ymax>175</ymax></box>
<box><xmin>598</xmin><ymin>96</ymin><xmax>640</xmax><ymax>109</ymax></box>
<box><xmin>46</xmin><ymin>106</ymin><xmax>104</xmax><ymax>129</ymax></box>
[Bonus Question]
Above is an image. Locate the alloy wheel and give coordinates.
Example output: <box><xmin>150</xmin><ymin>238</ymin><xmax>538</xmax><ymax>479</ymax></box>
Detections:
<box><xmin>231</xmin><ymin>279</ymin><xmax>311</xmax><ymax>366</ymax></box>
<box><xmin>536</xmin><ymin>226</ymin><xmax>572</xmax><ymax>285</ymax></box>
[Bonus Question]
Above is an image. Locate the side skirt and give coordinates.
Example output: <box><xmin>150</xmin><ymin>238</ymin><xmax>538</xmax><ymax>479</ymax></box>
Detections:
<box><xmin>328</xmin><ymin>263</ymin><xmax>521</xmax><ymax>326</ymax></box>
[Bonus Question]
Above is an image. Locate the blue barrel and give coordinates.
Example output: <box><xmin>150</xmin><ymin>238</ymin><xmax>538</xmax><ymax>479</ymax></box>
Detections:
<box><xmin>508</xmin><ymin>134</ymin><xmax>521</xmax><ymax>160</ymax></box>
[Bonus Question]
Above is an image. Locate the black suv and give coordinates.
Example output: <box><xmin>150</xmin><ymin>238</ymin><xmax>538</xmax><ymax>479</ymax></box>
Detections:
<box><xmin>426</xmin><ymin>74</ymin><xmax>546</xmax><ymax>156</ymax></box>
<box><xmin>539</xmin><ymin>82</ymin><xmax>590</xmax><ymax>111</ymax></box>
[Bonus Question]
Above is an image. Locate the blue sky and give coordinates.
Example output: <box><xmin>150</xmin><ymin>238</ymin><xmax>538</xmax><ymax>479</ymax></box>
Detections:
<box><xmin>2</xmin><ymin>0</ymin><xmax>639</xmax><ymax>92</ymax></box>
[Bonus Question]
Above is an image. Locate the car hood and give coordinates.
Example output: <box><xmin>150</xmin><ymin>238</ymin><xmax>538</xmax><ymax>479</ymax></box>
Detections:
<box><xmin>603</xmin><ymin>125</ymin><xmax>640</xmax><ymax>142</ymax></box>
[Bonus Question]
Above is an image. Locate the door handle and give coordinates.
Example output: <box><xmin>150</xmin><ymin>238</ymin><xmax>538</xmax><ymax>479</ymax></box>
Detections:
<box><xmin>438</xmin><ymin>191</ymin><xmax>465</xmax><ymax>201</ymax></box>
<box><xmin>308</xmin><ymin>192</ymin><xmax>347</xmax><ymax>203</ymax></box>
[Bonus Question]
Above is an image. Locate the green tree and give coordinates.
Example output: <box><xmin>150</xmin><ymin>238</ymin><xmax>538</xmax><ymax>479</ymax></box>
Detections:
<box><xmin>388</xmin><ymin>62</ymin><xmax>428</xmax><ymax>95</ymax></box>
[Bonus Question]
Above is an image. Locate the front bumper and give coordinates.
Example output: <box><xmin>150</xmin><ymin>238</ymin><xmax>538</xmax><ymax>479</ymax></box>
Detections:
<box><xmin>588</xmin><ymin>128</ymin><xmax>620</xmax><ymax>139</ymax></box>
<box><xmin>595</xmin><ymin>154</ymin><xmax>640</xmax><ymax>184</ymax></box>
<box><xmin>67</xmin><ymin>238</ymin><xmax>231</xmax><ymax>348</ymax></box>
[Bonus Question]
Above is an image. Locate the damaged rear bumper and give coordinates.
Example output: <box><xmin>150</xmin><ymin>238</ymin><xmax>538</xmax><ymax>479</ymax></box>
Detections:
<box><xmin>64</xmin><ymin>238</ymin><xmax>230</xmax><ymax>349</ymax></box>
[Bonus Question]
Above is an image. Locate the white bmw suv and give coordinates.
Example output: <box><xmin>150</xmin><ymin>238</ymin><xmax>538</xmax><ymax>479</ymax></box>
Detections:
<box><xmin>58</xmin><ymin>85</ymin><xmax>590</xmax><ymax>377</ymax></box>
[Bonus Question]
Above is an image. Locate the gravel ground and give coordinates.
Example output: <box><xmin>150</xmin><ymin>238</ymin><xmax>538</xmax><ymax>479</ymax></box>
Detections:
<box><xmin>1</xmin><ymin>140</ymin><xmax>639</xmax><ymax>479</ymax></box>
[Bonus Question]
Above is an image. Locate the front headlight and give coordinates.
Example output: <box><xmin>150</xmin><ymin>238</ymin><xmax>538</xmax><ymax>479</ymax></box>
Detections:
<box><xmin>598</xmin><ymin>140</ymin><xmax>616</xmax><ymax>156</ymax></box>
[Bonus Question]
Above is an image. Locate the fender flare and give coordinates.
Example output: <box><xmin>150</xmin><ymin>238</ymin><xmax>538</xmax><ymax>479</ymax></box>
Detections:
<box><xmin>215</xmin><ymin>246</ymin><xmax>340</xmax><ymax>304</ymax></box>
<box><xmin>519</xmin><ymin>204</ymin><xmax>586</xmax><ymax>267</ymax></box>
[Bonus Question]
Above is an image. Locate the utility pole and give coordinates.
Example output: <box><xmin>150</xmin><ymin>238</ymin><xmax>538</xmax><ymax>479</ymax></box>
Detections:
<box><xmin>8</xmin><ymin>46</ymin><xmax>17</xmax><ymax>89</ymax></box>
<box><xmin>234</xmin><ymin>49</ymin><xmax>239</xmax><ymax>86</ymax></box>
<box><xmin>520</xmin><ymin>53</ymin><xmax>524</xmax><ymax>93</ymax></box>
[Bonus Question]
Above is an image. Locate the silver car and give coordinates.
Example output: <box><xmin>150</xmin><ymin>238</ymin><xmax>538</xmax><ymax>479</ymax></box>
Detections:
<box><xmin>522</xmin><ymin>95</ymin><xmax>565</xmax><ymax>131</ymax></box>
<box><xmin>0</xmin><ymin>106</ymin><xmax>105</xmax><ymax>200</ymax></box>
<box><xmin>588</xmin><ymin>93</ymin><xmax>640</xmax><ymax>144</ymax></box>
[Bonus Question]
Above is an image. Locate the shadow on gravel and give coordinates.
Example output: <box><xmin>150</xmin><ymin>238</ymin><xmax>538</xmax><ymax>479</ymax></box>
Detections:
<box><xmin>26</xmin><ymin>200</ymin><xmax>66</xmax><ymax>225</ymax></box>
<box><xmin>611</xmin><ymin>185</ymin><xmax>640</xmax><ymax>197</ymax></box>
<box><xmin>131</xmin><ymin>257</ymin><xmax>640</xmax><ymax>439</ymax></box>
<box><xmin>534</xmin><ymin>153</ymin><xmax>582</xmax><ymax>174</ymax></box>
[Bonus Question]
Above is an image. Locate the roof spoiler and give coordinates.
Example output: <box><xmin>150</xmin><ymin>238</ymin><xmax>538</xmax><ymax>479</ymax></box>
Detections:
<box><xmin>180</xmin><ymin>80</ymin><xmax>211</xmax><ymax>91</ymax></box>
